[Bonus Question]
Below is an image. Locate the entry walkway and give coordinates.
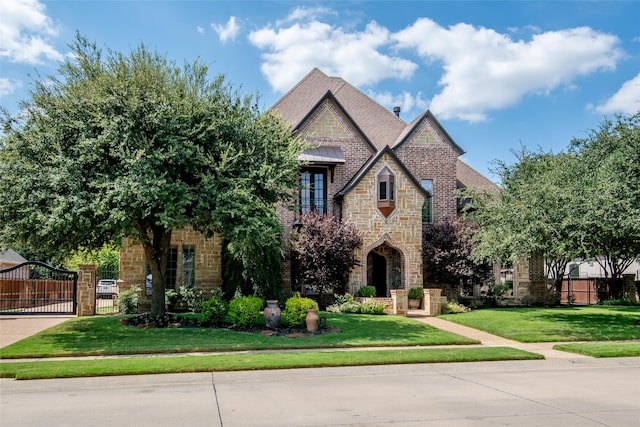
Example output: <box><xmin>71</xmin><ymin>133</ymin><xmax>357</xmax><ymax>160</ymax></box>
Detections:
<box><xmin>409</xmin><ymin>311</ymin><xmax>590</xmax><ymax>359</ymax></box>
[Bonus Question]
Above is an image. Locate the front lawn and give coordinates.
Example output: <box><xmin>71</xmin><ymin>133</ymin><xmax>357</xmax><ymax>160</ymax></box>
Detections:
<box><xmin>0</xmin><ymin>312</ymin><xmax>478</xmax><ymax>359</ymax></box>
<box><xmin>440</xmin><ymin>305</ymin><xmax>640</xmax><ymax>342</ymax></box>
<box><xmin>553</xmin><ymin>342</ymin><xmax>640</xmax><ymax>358</ymax></box>
<box><xmin>0</xmin><ymin>347</ymin><xmax>543</xmax><ymax>380</ymax></box>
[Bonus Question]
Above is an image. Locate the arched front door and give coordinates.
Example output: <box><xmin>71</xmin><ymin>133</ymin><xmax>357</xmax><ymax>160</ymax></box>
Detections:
<box><xmin>367</xmin><ymin>252</ymin><xmax>387</xmax><ymax>297</ymax></box>
<box><xmin>366</xmin><ymin>243</ymin><xmax>402</xmax><ymax>297</ymax></box>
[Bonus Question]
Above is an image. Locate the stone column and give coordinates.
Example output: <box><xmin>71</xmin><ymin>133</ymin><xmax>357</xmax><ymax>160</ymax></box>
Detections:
<box><xmin>424</xmin><ymin>288</ymin><xmax>443</xmax><ymax>316</ymax></box>
<box><xmin>391</xmin><ymin>289</ymin><xmax>408</xmax><ymax>315</ymax></box>
<box><xmin>77</xmin><ymin>264</ymin><xmax>97</xmax><ymax>316</ymax></box>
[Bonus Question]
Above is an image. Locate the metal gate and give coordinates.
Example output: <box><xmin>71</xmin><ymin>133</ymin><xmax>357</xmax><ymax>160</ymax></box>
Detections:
<box><xmin>0</xmin><ymin>261</ymin><xmax>77</xmax><ymax>315</ymax></box>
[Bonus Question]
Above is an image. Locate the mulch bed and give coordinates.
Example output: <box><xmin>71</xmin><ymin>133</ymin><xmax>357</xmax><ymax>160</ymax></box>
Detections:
<box><xmin>119</xmin><ymin>312</ymin><xmax>340</xmax><ymax>337</ymax></box>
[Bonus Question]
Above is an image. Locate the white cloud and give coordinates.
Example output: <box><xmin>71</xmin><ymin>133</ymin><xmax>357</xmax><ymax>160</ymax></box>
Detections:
<box><xmin>368</xmin><ymin>89</ymin><xmax>429</xmax><ymax>115</ymax></box>
<box><xmin>211</xmin><ymin>16</ymin><xmax>239</xmax><ymax>43</ymax></box>
<box><xmin>0</xmin><ymin>0</ymin><xmax>62</xmax><ymax>64</ymax></box>
<box><xmin>278</xmin><ymin>6</ymin><xmax>336</xmax><ymax>25</ymax></box>
<box><xmin>0</xmin><ymin>77</ymin><xmax>21</xmax><ymax>97</ymax></box>
<box><xmin>393</xmin><ymin>18</ymin><xmax>624</xmax><ymax>122</ymax></box>
<box><xmin>249</xmin><ymin>19</ymin><xmax>417</xmax><ymax>93</ymax></box>
<box><xmin>249</xmin><ymin>12</ymin><xmax>626</xmax><ymax>122</ymax></box>
<box><xmin>197</xmin><ymin>26</ymin><xmax>204</xmax><ymax>34</ymax></box>
<box><xmin>596</xmin><ymin>73</ymin><xmax>640</xmax><ymax>114</ymax></box>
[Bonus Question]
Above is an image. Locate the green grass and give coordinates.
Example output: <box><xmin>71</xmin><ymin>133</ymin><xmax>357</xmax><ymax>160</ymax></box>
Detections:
<box><xmin>440</xmin><ymin>305</ymin><xmax>640</xmax><ymax>342</ymax></box>
<box><xmin>553</xmin><ymin>342</ymin><xmax>640</xmax><ymax>358</ymax></box>
<box><xmin>0</xmin><ymin>313</ymin><xmax>478</xmax><ymax>359</ymax></box>
<box><xmin>0</xmin><ymin>347</ymin><xmax>542</xmax><ymax>380</ymax></box>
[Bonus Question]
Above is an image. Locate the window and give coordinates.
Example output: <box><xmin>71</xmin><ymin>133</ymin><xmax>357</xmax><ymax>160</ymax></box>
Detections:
<box><xmin>421</xmin><ymin>179</ymin><xmax>433</xmax><ymax>223</ymax></box>
<box><xmin>568</xmin><ymin>263</ymin><xmax>580</xmax><ymax>278</ymax></box>
<box><xmin>165</xmin><ymin>246</ymin><xmax>178</xmax><ymax>290</ymax></box>
<box><xmin>300</xmin><ymin>168</ymin><xmax>327</xmax><ymax>214</ymax></box>
<box><xmin>181</xmin><ymin>246</ymin><xmax>195</xmax><ymax>287</ymax></box>
<box><xmin>377</xmin><ymin>166</ymin><xmax>395</xmax><ymax>217</ymax></box>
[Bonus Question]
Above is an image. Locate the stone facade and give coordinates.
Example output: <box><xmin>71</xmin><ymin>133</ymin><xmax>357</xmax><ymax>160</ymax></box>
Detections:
<box><xmin>119</xmin><ymin>227</ymin><xmax>223</xmax><ymax>306</ymax></box>
<box><xmin>342</xmin><ymin>152</ymin><xmax>425</xmax><ymax>291</ymax></box>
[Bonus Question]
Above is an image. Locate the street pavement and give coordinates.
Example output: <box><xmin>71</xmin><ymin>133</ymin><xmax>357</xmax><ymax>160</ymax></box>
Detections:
<box><xmin>2</xmin><ymin>358</ymin><xmax>639</xmax><ymax>426</ymax></box>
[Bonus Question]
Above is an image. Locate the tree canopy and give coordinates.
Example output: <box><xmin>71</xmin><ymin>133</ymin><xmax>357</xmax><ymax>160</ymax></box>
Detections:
<box><xmin>0</xmin><ymin>35</ymin><xmax>304</xmax><ymax>315</ymax></box>
<box><xmin>469</xmin><ymin>112</ymin><xmax>639</xmax><ymax>289</ymax></box>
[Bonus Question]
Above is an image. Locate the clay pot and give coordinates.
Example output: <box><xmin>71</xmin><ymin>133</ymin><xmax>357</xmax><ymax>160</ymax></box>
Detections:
<box><xmin>306</xmin><ymin>309</ymin><xmax>319</xmax><ymax>332</ymax></box>
<box><xmin>264</xmin><ymin>300</ymin><xmax>281</xmax><ymax>329</ymax></box>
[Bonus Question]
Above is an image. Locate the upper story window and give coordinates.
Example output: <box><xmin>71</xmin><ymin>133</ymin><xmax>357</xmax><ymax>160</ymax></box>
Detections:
<box><xmin>377</xmin><ymin>166</ymin><xmax>395</xmax><ymax>218</ymax></box>
<box><xmin>300</xmin><ymin>168</ymin><xmax>327</xmax><ymax>214</ymax></box>
<box><xmin>421</xmin><ymin>179</ymin><xmax>433</xmax><ymax>223</ymax></box>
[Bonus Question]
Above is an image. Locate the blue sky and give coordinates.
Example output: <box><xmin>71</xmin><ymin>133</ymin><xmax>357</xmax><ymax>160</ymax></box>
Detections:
<box><xmin>1</xmin><ymin>1</ymin><xmax>639</xmax><ymax>181</ymax></box>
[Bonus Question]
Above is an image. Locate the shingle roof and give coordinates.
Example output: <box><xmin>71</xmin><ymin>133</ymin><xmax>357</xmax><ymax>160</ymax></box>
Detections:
<box><xmin>0</xmin><ymin>249</ymin><xmax>28</xmax><ymax>265</ymax></box>
<box><xmin>456</xmin><ymin>160</ymin><xmax>500</xmax><ymax>197</ymax></box>
<box><xmin>270</xmin><ymin>68</ymin><xmax>407</xmax><ymax>150</ymax></box>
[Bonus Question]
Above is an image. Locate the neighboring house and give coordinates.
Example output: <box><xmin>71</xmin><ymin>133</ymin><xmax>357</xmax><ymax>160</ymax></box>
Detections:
<box><xmin>0</xmin><ymin>248</ymin><xmax>29</xmax><ymax>278</ymax></box>
<box><xmin>119</xmin><ymin>68</ymin><xmax>500</xmax><ymax>300</ymax></box>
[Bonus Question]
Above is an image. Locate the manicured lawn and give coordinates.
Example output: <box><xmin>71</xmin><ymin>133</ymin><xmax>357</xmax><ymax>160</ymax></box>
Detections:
<box><xmin>0</xmin><ymin>347</ymin><xmax>542</xmax><ymax>380</ymax></box>
<box><xmin>553</xmin><ymin>342</ymin><xmax>640</xmax><ymax>358</ymax></box>
<box><xmin>0</xmin><ymin>312</ymin><xmax>478</xmax><ymax>359</ymax></box>
<box><xmin>440</xmin><ymin>305</ymin><xmax>640</xmax><ymax>342</ymax></box>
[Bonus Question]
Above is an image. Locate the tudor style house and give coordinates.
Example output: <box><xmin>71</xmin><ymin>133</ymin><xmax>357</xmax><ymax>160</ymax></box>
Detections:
<box><xmin>119</xmin><ymin>68</ymin><xmax>499</xmax><ymax>301</ymax></box>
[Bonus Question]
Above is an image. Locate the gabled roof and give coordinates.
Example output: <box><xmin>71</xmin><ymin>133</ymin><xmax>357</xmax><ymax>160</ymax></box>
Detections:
<box><xmin>0</xmin><ymin>249</ymin><xmax>28</xmax><ymax>265</ymax></box>
<box><xmin>336</xmin><ymin>145</ymin><xmax>430</xmax><ymax>199</ymax></box>
<box><xmin>271</xmin><ymin>68</ymin><xmax>407</xmax><ymax>150</ymax></box>
<box><xmin>393</xmin><ymin>111</ymin><xmax>465</xmax><ymax>155</ymax></box>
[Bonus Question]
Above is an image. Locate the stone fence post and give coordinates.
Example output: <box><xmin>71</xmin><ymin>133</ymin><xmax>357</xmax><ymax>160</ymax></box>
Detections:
<box><xmin>77</xmin><ymin>264</ymin><xmax>97</xmax><ymax>316</ymax></box>
<box><xmin>390</xmin><ymin>289</ymin><xmax>408</xmax><ymax>315</ymax></box>
<box><xmin>424</xmin><ymin>288</ymin><xmax>443</xmax><ymax>316</ymax></box>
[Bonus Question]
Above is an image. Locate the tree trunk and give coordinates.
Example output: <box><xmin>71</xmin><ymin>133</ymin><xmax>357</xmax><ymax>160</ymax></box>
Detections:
<box><xmin>136</xmin><ymin>222</ymin><xmax>172</xmax><ymax>317</ymax></box>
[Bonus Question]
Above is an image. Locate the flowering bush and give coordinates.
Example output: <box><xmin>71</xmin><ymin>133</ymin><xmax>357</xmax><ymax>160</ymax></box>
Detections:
<box><xmin>442</xmin><ymin>301</ymin><xmax>471</xmax><ymax>314</ymax></box>
<box><xmin>326</xmin><ymin>294</ymin><xmax>385</xmax><ymax>315</ymax></box>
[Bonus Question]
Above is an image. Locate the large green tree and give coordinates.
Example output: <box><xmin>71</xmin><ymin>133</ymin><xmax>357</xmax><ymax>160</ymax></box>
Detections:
<box><xmin>569</xmin><ymin>112</ymin><xmax>640</xmax><ymax>279</ymax></box>
<box><xmin>468</xmin><ymin>149</ymin><xmax>582</xmax><ymax>292</ymax></box>
<box><xmin>470</xmin><ymin>113</ymin><xmax>639</xmax><ymax>295</ymax></box>
<box><xmin>0</xmin><ymin>35</ymin><xmax>304</xmax><ymax>316</ymax></box>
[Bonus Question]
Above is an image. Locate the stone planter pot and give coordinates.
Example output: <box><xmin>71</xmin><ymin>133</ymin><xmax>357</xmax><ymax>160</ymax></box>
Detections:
<box><xmin>264</xmin><ymin>300</ymin><xmax>281</xmax><ymax>329</ymax></box>
<box><xmin>306</xmin><ymin>309</ymin><xmax>319</xmax><ymax>332</ymax></box>
<box><xmin>408</xmin><ymin>299</ymin><xmax>422</xmax><ymax>309</ymax></box>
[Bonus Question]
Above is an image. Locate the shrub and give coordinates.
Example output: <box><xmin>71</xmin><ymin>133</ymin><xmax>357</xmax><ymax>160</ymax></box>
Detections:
<box><xmin>200</xmin><ymin>289</ymin><xmax>229</xmax><ymax>326</ymax></box>
<box><xmin>356</xmin><ymin>286</ymin><xmax>376</xmax><ymax>297</ymax></box>
<box><xmin>118</xmin><ymin>285</ymin><xmax>141</xmax><ymax>314</ymax></box>
<box><xmin>359</xmin><ymin>300</ymin><xmax>385</xmax><ymax>315</ymax></box>
<box><xmin>480</xmin><ymin>283</ymin><xmax>508</xmax><ymax>307</ymax></box>
<box><xmin>601</xmin><ymin>298</ymin><xmax>640</xmax><ymax>306</ymax></box>
<box><xmin>408</xmin><ymin>287</ymin><xmax>424</xmax><ymax>300</ymax></box>
<box><xmin>228</xmin><ymin>296</ymin><xmax>264</xmax><ymax>328</ymax></box>
<box><xmin>174</xmin><ymin>286</ymin><xmax>204</xmax><ymax>313</ymax></box>
<box><xmin>442</xmin><ymin>301</ymin><xmax>470</xmax><ymax>314</ymax></box>
<box><xmin>283</xmin><ymin>294</ymin><xmax>319</xmax><ymax>328</ymax></box>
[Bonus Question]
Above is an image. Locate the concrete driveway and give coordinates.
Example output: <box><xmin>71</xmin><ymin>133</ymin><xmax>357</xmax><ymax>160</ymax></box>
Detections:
<box><xmin>0</xmin><ymin>315</ymin><xmax>73</xmax><ymax>348</ymax></box>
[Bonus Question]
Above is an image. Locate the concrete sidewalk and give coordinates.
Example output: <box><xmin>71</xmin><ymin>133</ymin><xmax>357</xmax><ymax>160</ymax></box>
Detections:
<box><xmin>0</xmin><ymin>315</ymin><xmax>73</xmax><ymax>349</ymax></box>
